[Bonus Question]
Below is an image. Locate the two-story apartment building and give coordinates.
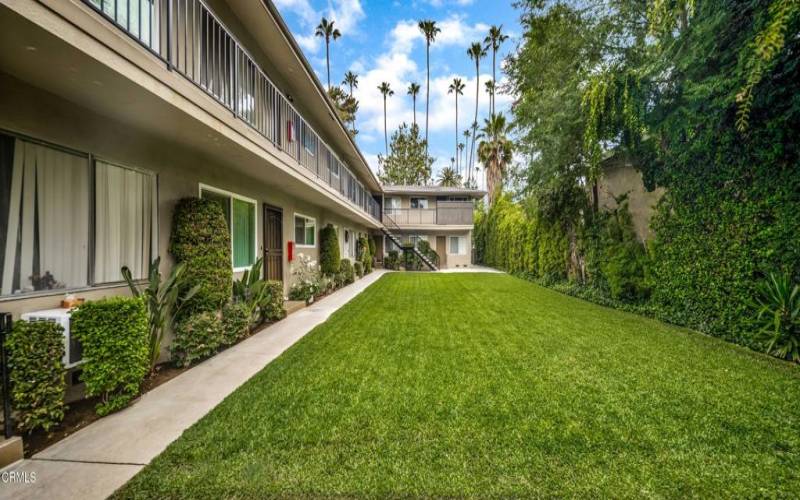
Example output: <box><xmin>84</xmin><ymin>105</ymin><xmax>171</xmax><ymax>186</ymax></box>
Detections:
<box><xmin>0</xmin><ymin>0</ymin><xmax>388</xmax><ymax>318</ymax></box>
<box><xmin>382</xmin><ymin>186</ymin><xmax>484</xmax><ymax>269</ymax></box>
<box><xmin>0</xmin><ymin>1</ymin><xmax>486</xmax><ymax>320</ymax></box>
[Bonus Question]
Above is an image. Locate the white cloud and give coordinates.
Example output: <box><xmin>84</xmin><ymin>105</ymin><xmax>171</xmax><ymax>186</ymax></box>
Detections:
<box><xmin>350</xmin><ymin>15</ymin><xmax>515</xmax><ymax>173</ymax></box>
<box><xmin>275</xmin><ymin>0</ymin><xmax>366</xmax><ymax>54</ymax></box>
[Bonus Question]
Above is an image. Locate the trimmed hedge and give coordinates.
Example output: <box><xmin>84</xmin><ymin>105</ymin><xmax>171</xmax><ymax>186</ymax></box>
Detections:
<box><xmin>319</xmin><ymin>224</ymin><xmax>341</xmax><ymax>276</ymax></box>
<box><xmin>171</xmin><ymin>312</ymin><xmax>223</xmax><ymax>368</ymax></box>
<box><xmin>5</xmin><ymin>321</ymin><xmax>66</xmax><ymax>433</ymax></box>
<box><xmin>384</xmin><ymin>250</ymin><xmax>400</xmax><ymax>270</ymax></box>
<box><xmin>339</xmin><ymin>259</ymin><xmax>355</xmax><ymax>285</ymax></box>
<box><xmin>72</xmin><ymin>297</ymin><xmax>149</xmax><ymax>416</ymax></box>
<box><xmin>221</xmin><ymin>302</ymin><xmax>250</xmax><ymax>346</ymax></box>
<box><xmin>170</xmin><ymin>198</ymin><xmax>232</xmax><ymax>317</ymax></box>
<box><xmin>259</xmin><ymin>280</ymin><xmax>286</xmax><ymax>322</ymax></box>
<box><xmin>354</xmin><ymin>261</ymin><xmax>364</xmax><ymax>278</ymax></box>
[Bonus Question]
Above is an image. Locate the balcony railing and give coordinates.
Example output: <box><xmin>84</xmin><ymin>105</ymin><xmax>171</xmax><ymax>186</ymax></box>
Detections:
<box><xmin>383</xmin><ymin>202</ymin><xmax>474</xmax><ymax>226</ymax></box>
<box><xmin>84</xmin><ymin>0</ymin><xmax>380</xmax><ymax>222</ymax></box>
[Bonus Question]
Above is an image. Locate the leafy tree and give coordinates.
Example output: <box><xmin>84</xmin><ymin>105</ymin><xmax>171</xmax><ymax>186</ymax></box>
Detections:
<box><xmin>327</xmin><ymin>86</ymin><xmax>358</xmax><ymax>137</ymax></box>
<box><xmin>315</xmin><ymin>17</ymin><xmax>341</xmax><ymax>90</ymax></box>
<box><xmin>378</xmin><ymin>123</ymin><xmax>433</xmax><ymax>185</ymax></box>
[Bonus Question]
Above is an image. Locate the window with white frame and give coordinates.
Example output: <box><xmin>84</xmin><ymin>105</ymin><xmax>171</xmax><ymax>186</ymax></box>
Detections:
<box><xmin>448</xmin><ymin>236</ymin><xmax>467</xmax><ymax>255</ymax></box>
<box><xmin>294</xmin><ymin>214</ymin><xmax>316</xmax><ymax>247</ymax></box>
<box><xmin>0</xmin><ymin>132</ymin><xmax>158</xmax><ymax>297</ymax></box>
<box><xmin>200</xmin><ymin>186</ymin><xmax>256</xmax><ymax>270</ymax></box>
<box><xmin>410</xmin><ymin>197</ymin><xmax>428</xmax><ymax>209</ymax></box>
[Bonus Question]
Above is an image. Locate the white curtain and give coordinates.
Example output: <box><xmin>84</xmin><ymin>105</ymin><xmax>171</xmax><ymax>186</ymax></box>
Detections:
<box><xmin>94</xmin><ymin>161</ymin><xmax>156</xmax><ymax>283</ymax></box>
<box><xmin>1</xmin><ymin>140</ymin><xmax>89</xmax><ymax>295</ymax></box>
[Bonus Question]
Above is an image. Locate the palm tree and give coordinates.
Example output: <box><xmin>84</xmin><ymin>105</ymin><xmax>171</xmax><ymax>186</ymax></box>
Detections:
<box><xmin>448</xmin><ymin>77</ymin><xmax>466</xmax><ymax>176</ymax></box>
<box><xmin>485</xmin><ymin>80</ymin><xmax>495</xmax><ymax>111</ymax></box>
<box><xmin>477</xmin><ymin>113</ymin><xmax>513</xmax><ymax>205</ymax></box>
<box><xmin>407</xmin><ymin>82</ymin><xmax>421</xmax><ymax>127</ymax></box>
<box><xmin>418</xmin><ymin>20</ymin><xmax>441</xmax><ymax>155</ymax></box>
<box><xmin>342</xmin><ymin>71</ymin><xmax>359</xmax><ymax>133</ymax></box>
<box><xmin>438</xmin><ymin>166</ymin><xmax>461</xmax><ymax>187</ymax></box>
<box><xmin>458</xmin><ymin>142</ymin><xmax>465</xmax><ymax>179</ymax></box>
<box><xmin>484</xmin><ymin>25</ymin><xmax>508</xmax><ymax>115</ymax></box>
<box><xmin>467</xmin><ymin>42</ymin><xmax>487</xmax><ymax>183</ymax></box>
<box><xmin>462</xmin><ymin>129</ymin><xmax>471</xmax><ymax>180</ymax></box>
<box><xmin>315</xmin><ymin>18</ymin><xmax>341</xmax><ymax>90</ymax></box>
<box><xmin>378</xmin><ymin>82</ymin><xmax>394</xmax><ymax>155</ymax></box>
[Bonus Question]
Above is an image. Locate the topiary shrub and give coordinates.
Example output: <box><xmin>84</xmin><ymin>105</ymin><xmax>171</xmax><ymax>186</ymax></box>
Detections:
<box><xmin>169</xmin><ymin>198</ymin><xmax>232</xmax><ymax>317</ymax></box>
<box><xmin>385</xmin><ymin>250</ymin><xmax>400</xmax><ymax>270</ymax></box>
<box><xmin>319</xmin><ymin>224</ymin><xmax>341</xmax><ymax>276</ymax></box>
<box><xmin>71</xmin><ymin>297</ymin><xmax>149</xmax><ymax>416</ymax></box>
<box><xmin>259</xmin><ymin>280</ymin><xmax>285</xmax><ymax>322</ymax></box>
<box><xmin>358</xmin><ymin>236</ymin><xmax>372</xmax><ymax>274</ymax></box>
<box><xmin>5</xmin><ymin>321</ymin><xmax>66</xmax><ymax>433</ymax></box>
<box><xmin>221</xmin><ymin>302</ymin><xmax>250</xmax><ymax>346</ymax></box>
<box><xmin>367</xmin><ymin>237</ymin><xmax>376</xmax><ymax>271</ymax></box>
<box><xmin>339</xmin><ymin>259</ymin><xmax>355</xmax><ymax>284</ymax></box>
<box><xmin>354</xmin><ymin>261</ymin><xmax>364</xmax><ymax>278</ymax></box>
<box><xmin>171</xmin><ymin>312</ymin><xmax>223</xmax><ymax>368</ymax></box>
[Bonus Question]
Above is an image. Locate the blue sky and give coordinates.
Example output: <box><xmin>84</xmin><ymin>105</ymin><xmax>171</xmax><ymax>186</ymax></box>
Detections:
<box><xmin>273</xmin><ymin>0</ymin><xmax>521</xmax><ymax>187</ymax></box>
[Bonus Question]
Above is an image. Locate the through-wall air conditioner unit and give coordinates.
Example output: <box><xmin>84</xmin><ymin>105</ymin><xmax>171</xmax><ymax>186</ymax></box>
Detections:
<box><xmin>21</xmin><ymin>308</ymin><xmax>83</xmax><ymax>369</ymax></box>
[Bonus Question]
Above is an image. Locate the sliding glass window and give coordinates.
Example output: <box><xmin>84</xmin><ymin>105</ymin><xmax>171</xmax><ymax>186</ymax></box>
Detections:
<box><xmin>0</xmin><ymin>132</ymin><xmax>158</xmax><ymax>297</ymax></box>
<box><xmin>200</xmin><ymin>186</ymin><xmax>256</xmax><ymax>271</ymax></box>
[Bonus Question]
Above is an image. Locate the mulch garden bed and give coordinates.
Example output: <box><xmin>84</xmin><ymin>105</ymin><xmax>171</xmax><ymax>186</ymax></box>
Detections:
<box><xmin>22</xmin><ymin>364</ymin><xmax>186</xmax><ymax>457</ymax></box>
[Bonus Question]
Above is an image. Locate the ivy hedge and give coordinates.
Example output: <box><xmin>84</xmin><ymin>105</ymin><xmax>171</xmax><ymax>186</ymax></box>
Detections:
<box><xmin>5</xmin><ymin>321</ymin><xmax>66</xmax><ymax>433</ymax></box>
<box><xmin>72</xmin><ymin>297</ymin><xmax>149</xmax><ymax>416</ymax></box>
<box><xmin>169</xmin><ymin>198</ymin><xmax>232</xmax><ymax>317</ymax></box>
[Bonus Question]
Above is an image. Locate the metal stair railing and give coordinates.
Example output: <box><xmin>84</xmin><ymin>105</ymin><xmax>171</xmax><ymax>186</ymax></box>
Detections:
<box><xmin>380</xmin><ymin>213</ymin><xmax>438</xmax><ymax>271</ymax></box>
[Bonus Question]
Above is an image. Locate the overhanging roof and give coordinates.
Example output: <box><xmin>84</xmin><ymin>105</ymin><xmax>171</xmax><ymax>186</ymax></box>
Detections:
<box><xmin>382</xmin><ymin>185</ymin><xmax>486</xmax><ymax>198</ymax></box>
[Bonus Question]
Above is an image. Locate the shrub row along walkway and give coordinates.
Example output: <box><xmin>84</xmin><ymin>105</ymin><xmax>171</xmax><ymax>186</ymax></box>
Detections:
<box><xmin>0</xmin><ymin>270</ymin><xmax>387</xmax><ymax>500</ymax></box>
<box><xmin>115</xmin><ymin>273</ymin><xmax>800</xmax><ymax>498</ymax></box>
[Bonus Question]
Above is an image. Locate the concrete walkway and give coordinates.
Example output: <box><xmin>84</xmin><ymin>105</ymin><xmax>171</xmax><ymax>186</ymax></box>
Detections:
<box><xmin>0</xmin><ymin>270</ymin><xmax>388</xmax><ymax>500</ymax></box>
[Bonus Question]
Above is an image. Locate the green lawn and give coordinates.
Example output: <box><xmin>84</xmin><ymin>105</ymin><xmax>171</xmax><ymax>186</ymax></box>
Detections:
<box><xmin>116</xmin><ymin>273</ymin><xmax>800</xmax><ymax>498</ymax></box>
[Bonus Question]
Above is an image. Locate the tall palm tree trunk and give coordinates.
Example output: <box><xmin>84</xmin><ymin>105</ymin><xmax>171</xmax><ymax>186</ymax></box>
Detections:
<box><xmin>383</xmin><ymin>97</ymin><xmax>389</xmax><ymax>156</ymax></box>
<box><xmin>412</xmin><ymin>96</ymin><xmax>417</xmax><ymax>128</ymax></box>
<box><xmin>326</xmin><ymin>40</ymin><xmax>331</xmax><ymax>90</ymax></box>
<box><xmin>425</xmin><ymin>43</ymin><xmax>431</xmax><ymax>155</ymax></box>
<box><xmin>469</xmin><ymin>69</ymin><xmax>480</xmax><ymax>183</ymax></box>
<box><xmin>454</xmin><ymin>95</ymin><xmax>459</xmax><ymax>175</ymax></box>
<box><xmin>491</xmin><ymin>49</ymin><xmax>496</xmax><ymax>115</ymax></box>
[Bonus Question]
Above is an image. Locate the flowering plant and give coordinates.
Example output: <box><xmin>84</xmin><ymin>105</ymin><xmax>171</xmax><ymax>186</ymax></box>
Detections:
<box><xmin>288</xmin><ymin>253</ymin><xmax>321</xmax><ymax>302</ymax></box>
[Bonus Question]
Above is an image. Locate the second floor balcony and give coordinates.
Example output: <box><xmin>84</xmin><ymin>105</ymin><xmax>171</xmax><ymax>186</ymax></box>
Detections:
<box><xmin>383</xmin><ymin>201</ymin><xmax>474</xmax><ymax>227</ymax></box>
<box><xmin>81</xmin><ymin>0</ymin><xmax>380</xmax><ymax>221</ymax></box>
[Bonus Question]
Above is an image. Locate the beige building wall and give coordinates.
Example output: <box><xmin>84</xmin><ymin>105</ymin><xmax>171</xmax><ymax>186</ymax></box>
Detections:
<box><xmin>597</xmin><ymin>160</ymin><xmax>665</xmax><ymax>242</ymax></box>
<box><xmin>0</xmin><ymin>74</ymin><xmax>372</xmax><ymax>322</ymax></box>
<box><xmin>385</xmin><ymin>230</ymin><xmax>473</xmax><ymax>269</ymax></box>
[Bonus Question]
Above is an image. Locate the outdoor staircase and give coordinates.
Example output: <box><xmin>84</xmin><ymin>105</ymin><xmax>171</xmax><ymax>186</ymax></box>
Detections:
<box><xmin>380</xmin><ymin>215</ymin><xmax>438</xmax><ymax>271</ymax></box>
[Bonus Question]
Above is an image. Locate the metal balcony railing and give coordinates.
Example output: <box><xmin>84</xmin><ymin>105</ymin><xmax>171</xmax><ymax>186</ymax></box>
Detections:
<box><xmin>382</xmin><ymin>202</ymin><xmax>474</xmax><ymax>226</ymax></box>
<box><xmin>84</xmin><ymin>0</ymin><xmax>381</xmax><ymax>221</ymax></box>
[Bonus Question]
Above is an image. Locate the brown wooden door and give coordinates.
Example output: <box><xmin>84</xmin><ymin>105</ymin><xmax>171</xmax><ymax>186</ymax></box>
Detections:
<box><xmin>263</xmin><ymin>204</ymin><xmax>283</xmax><ymax>282</ymax></box>
<box><xmin>436</xmin><ymin>236</ymin><xmax>447</xmax><ymax>268</ymax></box>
